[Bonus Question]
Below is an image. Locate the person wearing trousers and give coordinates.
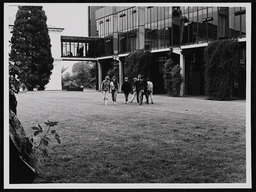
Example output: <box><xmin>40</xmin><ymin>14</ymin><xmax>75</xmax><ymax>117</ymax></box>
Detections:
<box><xmin>134</xmin><ymin>74</ymin><xmax>142</xmax><ymax>103</ymax></box>
<box><xmin>142</xmin><ymin>76</ymin><xmax>149</xmax><ymax>104</ymax></box>
<box><xmin>101</xmin><ymin>76</ymin><xmax>110</xmax><ymax>105</ymax></box>
<box><xmin>121</xmin><ymin>77</ymin><xmax>132</xmax><ymax>104</ymax></box>
<box><xmin>135</xmin><ymin>75</ymin><xmax>145</xmax><ymax>105</ymax></box>
<box><xmin>129</xmin><ymin>77</ymin><xmax>138</xmax><ymax>103</ymax></box>
<box><xmin>146</xmin><ymin>78</ymin><xmax>154</xmax><ymax>104</ymax></box>
<box><xmin>110</xmin><ymin>77</ymin><xmax>119</xmax><ymax>104</ymax></box>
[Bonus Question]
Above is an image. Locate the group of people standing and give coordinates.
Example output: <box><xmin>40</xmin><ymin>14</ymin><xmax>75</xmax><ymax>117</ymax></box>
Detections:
<box><xmin>101</xmin><ymin>74</ymin><xmax>154</xmax><ymax>106</ymax></box>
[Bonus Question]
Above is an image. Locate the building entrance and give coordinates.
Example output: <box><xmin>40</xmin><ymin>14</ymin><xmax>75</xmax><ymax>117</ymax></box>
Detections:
<box><xmin>185</xmin><ymin>48</ymin><xmax>205</xmax><ymax>95</ymax></box>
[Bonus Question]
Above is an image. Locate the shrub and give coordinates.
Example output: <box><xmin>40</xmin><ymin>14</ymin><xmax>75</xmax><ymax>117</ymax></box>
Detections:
<box><xmin>163</xmin><ymin>58</ymin><xmax>182</xmax><ymax>96</ymax></box>
<box><xmin>171</xmin><ymin>65</ymin><xmax>183</xmax><ymax>96</ymax></box>
<box><xmin>204</xmin><ymin>39</ymin><xmax>240</xmax><ymax>100</ymax></box>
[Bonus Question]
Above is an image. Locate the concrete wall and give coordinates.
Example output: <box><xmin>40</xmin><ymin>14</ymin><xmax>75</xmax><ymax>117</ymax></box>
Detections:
<box><xmin>44</xmin><ymin>28</ymin><xmax>64</xmax><ymax>90</ymax></box>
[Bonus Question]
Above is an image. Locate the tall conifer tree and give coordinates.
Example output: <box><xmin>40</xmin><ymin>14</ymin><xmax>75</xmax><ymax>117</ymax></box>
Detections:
<box><xmin>9</xmin><ymin>6</ymin><xmax>54</xmax><ymax>91</ymax></box>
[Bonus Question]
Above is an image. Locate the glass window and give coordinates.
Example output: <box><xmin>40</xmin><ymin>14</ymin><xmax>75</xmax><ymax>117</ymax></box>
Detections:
<box><xmin>234</xmin><ymin>7</ymin><xmax>241</xmax><ymax>32</ymax></box>
<box><xmin>62</xmin><ymin>42</ymin><xmax>67</xmax><ymax>56</ymax></box>
<box><xmin>158</xmin><ymin>7</ymin><xmax>165</xmax><ymax>20</ymax></box>
<box><xmin>127</xmin><ymin>10</ymin><xmax>131</xmax><ymax>30</ymax></box>
<box><xmin>152</xmin><ymin>7</ymin><xmax>157</xmax><ymax>22</ymax></box>
<box><xmin>241</xmin><ymin>11</ymin><xmax>246</xmax><ymax>34</ymax></box>
<box><xmin>117</xmin><ymin>12</ymin><xmax>123</xmax><ymax>32</ymax></box>
<box><xmin>165</xmin><ymin>7</ymin><xmax>171</xmax><ymax>18</ymax></box>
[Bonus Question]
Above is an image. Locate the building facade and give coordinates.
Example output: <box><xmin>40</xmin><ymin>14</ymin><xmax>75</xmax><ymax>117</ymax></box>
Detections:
<box><xmin>61</xmin><ymin>6</ymin><xmax>247</xmax><ymax>97</ymax></box>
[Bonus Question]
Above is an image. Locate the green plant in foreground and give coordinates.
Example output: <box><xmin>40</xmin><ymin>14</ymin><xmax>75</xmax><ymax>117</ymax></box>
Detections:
<box><xmin>31</xmin><ymin>120</ymin><xmax>61</xmax><ymax>158</ymax></box>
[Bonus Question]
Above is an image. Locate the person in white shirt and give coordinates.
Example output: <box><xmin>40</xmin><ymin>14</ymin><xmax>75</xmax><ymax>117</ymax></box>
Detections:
<box><xmin>146</xmin><ymin>78</ymin><xmax>154</xmax><ymax>104</ymax></box>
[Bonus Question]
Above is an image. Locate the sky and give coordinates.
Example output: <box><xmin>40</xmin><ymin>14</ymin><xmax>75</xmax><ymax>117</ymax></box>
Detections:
<box><xmin>6</xmin><ymin>3</ymin><xmax>88</xmax><ymax>37</ymax></box>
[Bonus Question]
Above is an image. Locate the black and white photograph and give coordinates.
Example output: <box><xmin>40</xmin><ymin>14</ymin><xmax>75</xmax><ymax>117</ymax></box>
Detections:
<box><xmin>4</xmin><ymin>1</ymin><xmax>252</xmax><ymax>189</ymax></box>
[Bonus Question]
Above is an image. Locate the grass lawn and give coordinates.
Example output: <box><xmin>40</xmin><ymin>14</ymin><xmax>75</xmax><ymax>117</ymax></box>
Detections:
<box><xmin>16</xmin><ymin>90</ymin><xmax>246</xmax><ymax>183</ymax></box>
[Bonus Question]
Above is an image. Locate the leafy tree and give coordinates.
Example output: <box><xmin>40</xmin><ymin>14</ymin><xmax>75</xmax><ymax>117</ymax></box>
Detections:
<box><xmin>9</xmin><ymin>6</ymin><xmax>54</xmax><ymax>91</ymax></box>
<box><xmin>62</xmin><ymin>61</ymin><xmax>96</xmax><ymax>89</ymax></box>
<box><xmin>62</xmin><ymin>72</ymin><xmax>75</xmax><ymax>89</ymax></box>
<box><xmin>107</xmin><ymin>61</ymin><xmax>119</xmax><ymax>80</ymax></box>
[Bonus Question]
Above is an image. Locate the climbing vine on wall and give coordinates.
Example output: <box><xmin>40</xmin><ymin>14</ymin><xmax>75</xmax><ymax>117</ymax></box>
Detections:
<box><xmin>124</xmin><ymin>50</ymin><xmax>152</xmax><ymax>81</ymax></box>
<box><xmin>204</xmin><ymin>39</ymin><xmax>240</xmax><ymax>100</ymax></box>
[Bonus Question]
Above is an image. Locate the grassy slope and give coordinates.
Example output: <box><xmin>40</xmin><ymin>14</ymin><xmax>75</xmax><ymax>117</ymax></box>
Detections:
<box><xmin>16</xmin><ymin>91</ymin><xmax>246</xmax><ymax>183</ymax></box>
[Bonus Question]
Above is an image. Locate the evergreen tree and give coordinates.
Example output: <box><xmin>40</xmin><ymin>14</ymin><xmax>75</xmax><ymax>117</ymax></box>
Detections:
<box><xmin>9</xmin><ymin>6</ymin><xmax>54</xmax><ymax>91</ymax></box>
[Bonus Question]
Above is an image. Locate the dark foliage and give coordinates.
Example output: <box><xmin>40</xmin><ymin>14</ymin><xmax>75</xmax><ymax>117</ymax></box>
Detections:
<box><xmin>204</xmin><ymin>39</ymin><xmax>240</xmax><ymax>100</ymax></box>
<box><xmin>171</xmin><ymin>65</ymin><xmax>183</xmax><ymax>96</ymax></box>
<box><xmin>9</xmin><ymin>90</ymin><xmax>17</xmax><ymax>114</ymax></box>
<box><xmin>9</xmin><ymin>6</ymin><xmax>54</xmax><ymax>91</ymax></box>
<box><xmin>107</xmin><ymin>61</ymin><xmax>119</xmax><ymax>80</ymax></box>
<box><xmin>124</xmin><ymin>50</ymin><xmax>152</xmax><ymax>81</ymax></box>
<box><xmin>163</xmin><ymin>58</ymin><xmax>182</xmax><ymax>96</ymax></box>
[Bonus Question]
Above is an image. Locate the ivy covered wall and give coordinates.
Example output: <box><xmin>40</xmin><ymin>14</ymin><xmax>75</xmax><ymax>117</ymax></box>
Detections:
<box><xmin>204</xmin><ymin>39</ymin><xmax>240</xmax><ymax>100</ymax></box>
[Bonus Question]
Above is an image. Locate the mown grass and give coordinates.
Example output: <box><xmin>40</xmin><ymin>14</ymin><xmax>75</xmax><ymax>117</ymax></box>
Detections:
<box><xmin>16</xmin><ymin>90</ymin><xmax>246</xmax><ymax>183</ymax></box>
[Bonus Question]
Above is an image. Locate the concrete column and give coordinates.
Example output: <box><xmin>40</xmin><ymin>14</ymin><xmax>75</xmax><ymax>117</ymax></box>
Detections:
<box><xmin>118</xmin><ymin>59</ymin><xmax>123</xmax><ymax>92</ymax></box>
<box><xmin>97</xmin><ymin>61</ymin><xmax>102</xmax><ymax>91</ymax></box>
<box><xmin>137</xmin><ymin>7</ymin><xmax>145</xmax><ymax>50</ymax></box>
<box><xmin>180</xmin><ymin>51</ymin><xmax>185</xmax><ymax>96</ymax></box>
<box><xmin>113</xmin><ymin>13</ymin><xmax>118</xmax><ymax>54</ymax></box>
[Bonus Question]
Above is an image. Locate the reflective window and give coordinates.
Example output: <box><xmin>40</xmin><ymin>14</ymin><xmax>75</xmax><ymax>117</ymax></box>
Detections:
<box><xmin>92</xmin><ymin>6</ymin><xmax>246</xmax><ymax>56</ymax></box>
<box><xmin>228</xmin><ymin>7</ymin><xmax>246</xmax><ymax>38</ymax></box>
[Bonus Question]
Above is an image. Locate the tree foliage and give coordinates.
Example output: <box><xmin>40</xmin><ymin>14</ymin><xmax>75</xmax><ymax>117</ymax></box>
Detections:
<box><xmin>124</xmin><ymin>50</ymin><xmax>152</xmax><ymax>81</ymax></box>
<box><xmin>204</xmin><ymin>39</ymin><xmax>240</xmax><ymax>100</ymax></box>
<box><xmin>62</xmin><ymin>62</ymin><xmax>96</xmax><ymax>89</ymax></box>
<box><xmin>107</xmin><ymin>61</ymin><xmax>119</xmax><ymax>80</ymax></box>
<box><xmin>9</xmin><ymin>6</ymin><xmax>54</xmax><ymax>91</ymax></box>
<box><xmin>163</xmin><ymin>58</ymin><xmax>182</xmax><ymax>96</ymax></box>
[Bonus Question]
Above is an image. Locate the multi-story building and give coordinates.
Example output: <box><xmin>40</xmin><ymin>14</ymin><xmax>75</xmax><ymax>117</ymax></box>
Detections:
<box><xmin>61</xmin><ymin>5</ymin><xmax>247</xmax><ymax>97</ymax></box>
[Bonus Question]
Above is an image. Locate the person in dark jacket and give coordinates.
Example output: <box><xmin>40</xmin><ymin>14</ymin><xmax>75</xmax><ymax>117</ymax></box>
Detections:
<box><xmin>121</xmin><ymin>77</ymin><xmax>132</xmax><ymax>104</ymax></box>
<box><xmin>134</xmin><ymin>74</ymin><xmax>143</xmax><ymax>103</ymax></box>
<box><xmin>135</xmin><ymin>74</ymin><xmax>146</xmax><ymax>105</ymax></box>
